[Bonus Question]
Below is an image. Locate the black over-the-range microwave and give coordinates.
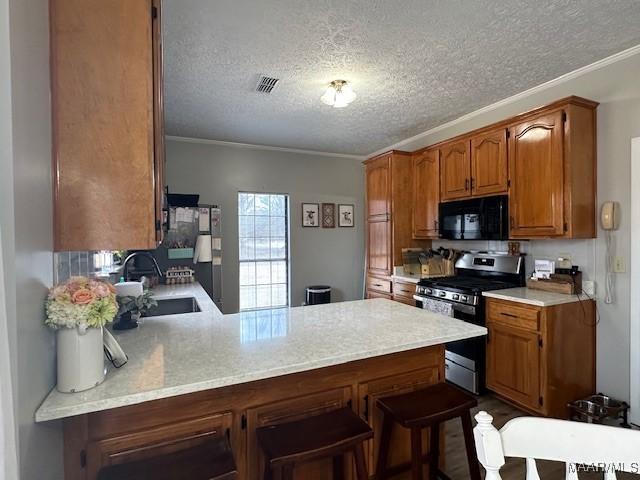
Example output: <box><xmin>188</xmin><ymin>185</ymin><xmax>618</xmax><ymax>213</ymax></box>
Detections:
<box><xmin>438</xmin><ymin>195</ymin><xmax>509</xmax><ymax>240</ymax></box>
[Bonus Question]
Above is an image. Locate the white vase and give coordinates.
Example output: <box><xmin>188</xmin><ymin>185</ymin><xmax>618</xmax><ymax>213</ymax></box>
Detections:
<box><xmin>56</xmin><ymin>325</ymin><xmax>105</xmax><ymax>393</ymax></box>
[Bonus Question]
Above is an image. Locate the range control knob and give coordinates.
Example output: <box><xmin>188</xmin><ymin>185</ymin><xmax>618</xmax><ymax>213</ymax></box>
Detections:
<box><xmin>438</xmin><ymin>291</ymin><xmax>446</xmax><ymax>298</ymax></box>
<box><xmin>452</xmin><ymin>294</ymin><xmax>460</xmax><ymax>300</ymax></box>
<box><xmin>426</xmin><ymin>288</ymin><xmax>433</xmax><ymax>295</ymax></box>
<box><xmin>461</xmin><ymin>295</ymin><xmax>468</xmax><ymax>302</ymax></box>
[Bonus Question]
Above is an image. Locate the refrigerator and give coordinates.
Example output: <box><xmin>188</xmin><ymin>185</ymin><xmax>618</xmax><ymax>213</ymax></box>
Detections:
<box><xmin>153</xmin><ymin>205</ymin><xmax>223</xmax><ymax>310</ymax></box>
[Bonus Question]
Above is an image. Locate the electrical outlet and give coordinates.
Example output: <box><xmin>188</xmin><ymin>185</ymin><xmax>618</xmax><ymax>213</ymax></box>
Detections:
<box><xmin>583</xmin><ymin>281</ymin><xmax>595</xmax><ymax>296</ymax></box>
<box><xmin>614</xmin><ymin>256</ymin><xmax>626</xmax><ymax>273</ymax></box>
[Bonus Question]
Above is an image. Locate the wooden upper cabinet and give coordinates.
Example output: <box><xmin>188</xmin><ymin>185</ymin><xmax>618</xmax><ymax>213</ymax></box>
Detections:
<box><xmin>440</xmin><ymin>140</ymin><xmax>471</xmax><ymax>201</ymax></box>
<box><xmin>508</xmin><ymin>111</ymin><xmax>565</xmax><ymax>237</ymax></box>
<box><xmin>51</xmin><ymin>0</ymin><xmax>165</xmax><ymax>251</ymax></box>
<box><xmin>366</xmin><ymin>154</ymin><xmax>391</xmax><ymax>220</ymax></box>
<box><xmin>471</xmin><ymin>128</ymin><xmax>508</xmax><ymax>196</ymax></box>
<box><xmin>412</xmin><ymin>149</ymin><xmax>440</xmax><ymax>238</ymax></box>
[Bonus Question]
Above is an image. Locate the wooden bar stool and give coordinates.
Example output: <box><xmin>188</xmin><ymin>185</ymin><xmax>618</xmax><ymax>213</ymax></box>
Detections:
<box><xmin>256</xmin><ymin>407</ymin><xmax>373</xmax><ymax>480</ymax></box>
<box><xmin>97</xmin><ymin>435</ymin><xmax>237</xmax><ymax>480</ymax></box>
<box><xmin>375</xmin><ymin>382</ymin><xmax>481</xmax><ymax>480</ymax></box>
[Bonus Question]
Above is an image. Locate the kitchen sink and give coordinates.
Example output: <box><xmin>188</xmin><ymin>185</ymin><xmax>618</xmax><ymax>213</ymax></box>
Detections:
<box><xmin>143</xmin><ymin>297</ymin><xmax>201</xmax><ymax>317</ymax></box>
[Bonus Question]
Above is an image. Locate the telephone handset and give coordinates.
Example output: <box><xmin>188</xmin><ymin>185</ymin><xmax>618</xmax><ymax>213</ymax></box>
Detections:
<box><xmin>601</xmin><ymin>201</ymin><xmax>619</xmax><ymax>231</ymax></box>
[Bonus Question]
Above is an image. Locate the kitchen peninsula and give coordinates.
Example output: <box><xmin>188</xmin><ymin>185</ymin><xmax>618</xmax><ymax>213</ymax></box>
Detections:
<box><xmin>36</xmin><ymin>283</ymin><xmax>485</xmax><ymax>480</ymax></box>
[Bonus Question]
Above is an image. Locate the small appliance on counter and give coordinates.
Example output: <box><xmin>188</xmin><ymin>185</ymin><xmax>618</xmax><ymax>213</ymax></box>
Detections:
<box><xmin>413</xmin><ymin>252</ymin><xmax>526</xmax><ymax>394</ymax></box>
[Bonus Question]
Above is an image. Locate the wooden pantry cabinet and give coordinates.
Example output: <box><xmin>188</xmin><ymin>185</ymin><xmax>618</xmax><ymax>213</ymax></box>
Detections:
<box><xmin>485</xmin><ymin>297</ymin><xmax>596</xmax><ymax>418</ymax></box>
<box><xmin>364</xmin><ymin>151</ymin><xmax>429</xmax><ymax>297</ymax></box>
<box><xmin>412</xmin><ymin>148</ymin><xmax>440</xmax><ymax>239</ymax></box>
<box><xmin>51</xmin><ymin>0</ymin><xmax>165</xmax><ymax>251</ymax></box>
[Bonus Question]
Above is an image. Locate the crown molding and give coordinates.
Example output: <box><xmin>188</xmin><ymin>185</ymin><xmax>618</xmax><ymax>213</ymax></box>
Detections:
<box><xmin>166</xmin><ymin>135</ymin><xmax>367</xmax><ymax>160</ymax></box>
<box><xmin>367</xmin><ymin>42</ymin><xmax>640</xmax><ymax>158</ymax></box>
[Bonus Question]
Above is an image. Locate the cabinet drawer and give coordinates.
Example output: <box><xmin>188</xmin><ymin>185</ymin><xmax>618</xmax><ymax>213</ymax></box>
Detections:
<box><xmin>367</xmin><ymin>276</ymin><xmax>392</xmax><ymax>294</ymax></box>
<box><xmin>393</xmin><ymin>280</ymin><xmax>416</xmax><ymax>299</ymax></box>
<box><xmin>487</xmin><ymin>301</ymin><xmax>539</xmax><ymax>331</ymax></box>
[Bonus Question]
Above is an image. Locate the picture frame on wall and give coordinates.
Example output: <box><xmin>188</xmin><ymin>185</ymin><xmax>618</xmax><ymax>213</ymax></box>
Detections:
<box><xmin>302</xmin><ymin>203</ymin><xmax>320</xmax><ymax>227</ymax></box>
<box><xmin>338</xmin><ymin>204</ymin><xmax>354</xmax><ymax>227</ymax></box>
<box><xmin>321</xmin><ymin>203</ymin><xmax>335</xmax><ymax>228</ymax></box>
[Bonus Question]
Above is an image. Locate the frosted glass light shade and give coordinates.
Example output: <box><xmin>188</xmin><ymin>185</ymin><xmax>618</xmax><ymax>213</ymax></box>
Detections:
<box><xmin>321</xmin><ymin>80</ymin><xmax>356</xmax><ymax>108</ymax></box>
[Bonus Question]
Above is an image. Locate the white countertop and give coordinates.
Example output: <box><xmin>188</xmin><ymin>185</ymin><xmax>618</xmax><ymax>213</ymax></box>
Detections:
<box><xmin>482</xmin><ymin>287</ymin><xmax>591</xmax><ymax>307</ymax></box>
<box><xmin>35</xmin><ymin>283</ymin><xmax>486</xmax><ymax>422</ymax></box>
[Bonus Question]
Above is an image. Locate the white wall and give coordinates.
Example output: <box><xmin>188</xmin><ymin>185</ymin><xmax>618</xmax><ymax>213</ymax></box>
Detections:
<box><xmin>395</xmin><ymin>48</ymin><xmax>640</xmax><ymax>402</ymax></box>
<box><xmin>6</xmin><ymin>0</ymin><xmax>61</xmax><ymax>478</ymax></box>
<box><xmin>165</xmin><ymin>140</ymin><xmax>365</xmax><ymax>314</ymax></box>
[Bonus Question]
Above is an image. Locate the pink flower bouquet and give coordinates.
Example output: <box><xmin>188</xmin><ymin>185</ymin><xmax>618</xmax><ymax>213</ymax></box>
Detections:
<box><xmin>45</xmin><ymin>276</ymin><xmax>118</xmax><ymax>330</ymax></box>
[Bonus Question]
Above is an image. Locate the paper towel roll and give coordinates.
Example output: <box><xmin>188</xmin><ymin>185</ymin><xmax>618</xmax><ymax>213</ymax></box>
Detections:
<box><xmin>194</xmin><ymin>234</ymin><xmax>213</xmax><ymax>263</ymax></box>
<box><xmin>115</xmin><ymin>281</ymin><xmax>143</xmax><ymax>297</ymax></box>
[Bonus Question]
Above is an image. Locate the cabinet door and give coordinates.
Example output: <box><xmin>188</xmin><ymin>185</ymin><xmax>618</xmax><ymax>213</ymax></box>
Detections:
<box><xmin>152</xmin><ymin>0</ymin><xmax>166</xmax><ymax>244</ymax></box>
<box><xmin>412</xmin><ymin>149</ymin><xmax>440</xmax><ymax>238</ymax></box>
<box><xmin>440</xmin><ymin>140</ymin><xmax>471</xmax><ymax>201</ymax></box>
<box><xmin>245</xmin><ymin>387</ymin><xmax>353</xmax><ymax>480</ymax></box>
<box><xmin>486</xmin><ymin>322</ymin><xmax>541</xmax><ymax>411</ymax></box>
<box><xmin>359</xmin><ymin>367</ymin><xmax>440</xmax><ymax>475</ymax></box>
<box><xmin>367</xmin><ymin>291</ymin><xmax>392</xmax><ymax>300</ymax></box>
<box><xmin>508</xmin><ymin>111</ymin><xmax>565</xmax><ymax>237</ymax></box>
<box><xmin>367</xmin><ymin>220</ymin><xmax>392</xmax><ymax>276</ymax></box>
<box><xmin>51</xmin><ymin>0</ymin><xmax>160</xmax><ymax>250</ymax></box>
<box><xmin>471</xmin><ymin>128</ymin><xmax>508</xmax><ymax>196</ymax></box>
<box><xmin>86</xmin><ymin>412</ymin><xmax>232</xmax><ymax>480</ymax></box>
<box><xmin>366</xmin><ymin>155</ymin><xmax>391</xmax><ymax>220</ymax></box>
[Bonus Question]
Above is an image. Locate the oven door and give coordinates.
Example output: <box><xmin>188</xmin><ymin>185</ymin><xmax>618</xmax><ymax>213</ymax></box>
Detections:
<box><xmin>416</xmin><ymin>297</ymin><xmax>485</xmax><ymax>394</ymax></box>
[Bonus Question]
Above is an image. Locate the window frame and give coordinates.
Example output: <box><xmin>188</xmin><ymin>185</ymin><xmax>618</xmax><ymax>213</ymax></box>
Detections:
<box><xmin>238</xmin><ymin>192</ymin><xmax>290</xmax><ymax>311</ymax></box>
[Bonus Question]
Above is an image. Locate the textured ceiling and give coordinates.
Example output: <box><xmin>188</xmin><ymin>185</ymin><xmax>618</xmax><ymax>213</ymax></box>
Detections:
<box><xmin>163</xmin><ymin>0</ymin><xmax>640</xmax><ymax>156</ymax></box>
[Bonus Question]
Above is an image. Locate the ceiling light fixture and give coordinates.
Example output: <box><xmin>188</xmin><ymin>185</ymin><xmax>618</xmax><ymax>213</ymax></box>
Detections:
<box><xmin>320</xmin><ymin>80</ymin><xmax>356</xmax><ymax>108</ymax></box>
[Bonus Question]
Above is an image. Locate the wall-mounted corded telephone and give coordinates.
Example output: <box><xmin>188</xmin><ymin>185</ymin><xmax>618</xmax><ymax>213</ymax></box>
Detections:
<box><xmin>601</xmin><ymin>201</ymin><xmax>620</xmax><ymax>231</ymax></box>
<box><xmin>601</xmin><ymin>201</ymin><xmax>620</xmax><ymax>304</ymax></box>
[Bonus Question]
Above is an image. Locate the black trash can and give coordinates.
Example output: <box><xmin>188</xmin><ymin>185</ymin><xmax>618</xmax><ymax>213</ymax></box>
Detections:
<box><xmin>306</xmin><ymin>285</ymin><xmax>331</xmax><ymax>305</ymax></box>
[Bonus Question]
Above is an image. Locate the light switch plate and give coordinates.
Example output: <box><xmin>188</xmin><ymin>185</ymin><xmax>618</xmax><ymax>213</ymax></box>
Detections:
<box><xmin>614</xmin><ymin>256</ymin><xmax>626</xmax><ymax>273</ymax></box>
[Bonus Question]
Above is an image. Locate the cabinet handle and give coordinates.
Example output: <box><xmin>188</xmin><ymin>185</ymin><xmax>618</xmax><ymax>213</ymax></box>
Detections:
<box><xmin>434</xmin><ymin>220</ymin><xmax>439</xmax><ymax>229</ymax></box>
<box><xmin>509</xmin><ymin>216</ymin><xmax>515</xmax><ymax>228</ymax></box>
<box><xmin>465</xmin><ymin>179</ymin><xmax>470</xmax><ymax>190</ymax></box>
<box><xmin>363</xmin><ymin>395</ymin><xmax>370</xmax><ymax>421</ymax></box>
<box><xmin>500</xmin><ymin>312</ymin><xmax>518</xmax><ymax>318</ymax></box>
<box><xmin>373</xmin><ymin>283</ymin><xmax>383</xmax><ymax>288</ymax></box>
<box><xmin>470</xmin><ymin>178</ymin><xmax>475</xmax><ymax>190</ymax></box>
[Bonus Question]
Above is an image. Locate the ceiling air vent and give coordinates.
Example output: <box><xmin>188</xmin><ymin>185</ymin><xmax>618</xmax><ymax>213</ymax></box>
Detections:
<box><xmin>255</xmin><ymin>75</ymin><xmax>280</xmax><ymax>94</ymax></box>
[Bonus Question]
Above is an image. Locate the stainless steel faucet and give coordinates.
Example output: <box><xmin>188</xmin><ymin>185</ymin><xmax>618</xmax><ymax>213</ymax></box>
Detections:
<box><xmin>122</xmin><ymin>252</ymin><xmax>164</xmax><ymax>282</ymax></box>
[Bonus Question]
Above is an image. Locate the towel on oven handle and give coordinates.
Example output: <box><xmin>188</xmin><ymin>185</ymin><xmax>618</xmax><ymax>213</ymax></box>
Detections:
<box><xmin>421</xmin><ymin>298</ymin><xmax>454</xmax><ymax>317</ymax></box>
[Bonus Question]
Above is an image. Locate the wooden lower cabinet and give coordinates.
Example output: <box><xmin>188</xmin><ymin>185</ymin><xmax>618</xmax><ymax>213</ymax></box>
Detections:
<box><xmin>63</xmin><ymin>346</ymin><xmax>445</xmax><ymax>480</ymax></box>
<box><xmin>246</xmin><ymin>387</ymin><xmax>353</xmax><ymax>480</ymax></box>
<box><xmin>85</xmin><ymin>412</ymin><xmax>232</xmax><ymax>480</ymax></box>
<box><xmin>367</xmin><ymin>291</ymin><xmax>392</xmax><ymax>300</ymax></box>
<box><xmin>359</xmin><ymin>367</ymin><xmax>439</xmax><ymax>475</ymax></box>
<box><xmin>485</xmin><ymin>298</ymin><xmax>595</xmax><ymax>418</ymax></box>
<box><xmin>486</xmin><ymin>322</ymin><xmax>540</xmax><ymax>410</ymax></box>
<box><xmin>392</xmin><ymin>279</ymin><xmax>417</xmax><ymax>306</ymax></box>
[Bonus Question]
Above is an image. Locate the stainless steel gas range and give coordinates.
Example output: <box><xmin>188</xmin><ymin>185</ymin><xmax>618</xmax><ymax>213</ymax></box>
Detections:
<box><xmin>413</xmin><ymin>252</ymin><xmax>525</xmax><ymax>394</ymax></box>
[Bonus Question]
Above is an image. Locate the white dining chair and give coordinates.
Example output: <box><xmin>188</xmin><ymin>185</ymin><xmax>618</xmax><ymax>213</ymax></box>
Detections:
<box><xmin>473</xmin><ymin>410</ymin><xmax>640</xmax><ymax>480</ymax></box>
